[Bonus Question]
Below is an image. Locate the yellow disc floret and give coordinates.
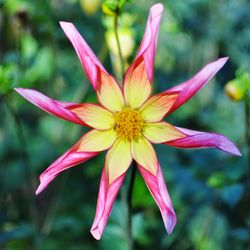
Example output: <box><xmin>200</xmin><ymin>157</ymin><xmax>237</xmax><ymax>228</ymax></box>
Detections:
<box><xmin>114</xmin><ymin>107</ymin><xmax>144</xmax><ymax>140</ymax></box>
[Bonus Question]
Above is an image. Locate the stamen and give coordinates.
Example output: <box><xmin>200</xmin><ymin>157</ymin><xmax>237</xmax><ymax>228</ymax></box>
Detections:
<box><xmin>114</xmin><ymin>107</ymin><xmax>144</xmax><ymax>140</ymax></box>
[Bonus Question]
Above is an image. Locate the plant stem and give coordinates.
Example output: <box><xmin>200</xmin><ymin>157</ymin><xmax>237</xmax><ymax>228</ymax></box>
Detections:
<box><xmin>114</xmin><ymin>7</ymin><xmax>125</xmax><ymax>78</ymax></box>
<box><xmin>126</xmin><ymin>161</ymin><xmax>137</xmax><ymax>250</ymax></box>
<box><xmin>112</xmin><ymin>3</ymin><xmax>135</xmax><ymax>248</ymax></box>
<box><xmin>245</xmin><ymin>90</ymin><xmax>250</xmax><ymax>185</ymax></box>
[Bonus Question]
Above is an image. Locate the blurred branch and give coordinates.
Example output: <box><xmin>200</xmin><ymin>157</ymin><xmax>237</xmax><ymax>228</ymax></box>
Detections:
<box><xmin>126</xmin><ymin>161</ymin><xmax>136</xmax><ymax>250</ymax></box>
<box><xmin>114</xmin><ymin>4</ymin><xmax>125</xmax><ymax>79</ymax></box>
<box><xmin>112</xmin><ymin>2</ymin><xmax>135</xmax><ymax>247</ymax></box>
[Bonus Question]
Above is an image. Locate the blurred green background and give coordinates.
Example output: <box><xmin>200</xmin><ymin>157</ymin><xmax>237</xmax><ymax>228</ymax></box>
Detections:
<box><xmin>0</xmin><ymin>0</ymin><xmax>249</xmax><ymax>249</ymax></box>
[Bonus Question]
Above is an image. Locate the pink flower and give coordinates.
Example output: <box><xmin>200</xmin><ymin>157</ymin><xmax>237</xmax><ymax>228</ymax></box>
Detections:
<box><xmin>15</xmin><ymin>3</ymin><xmax>240</xmax><ymax>240</ymax></box>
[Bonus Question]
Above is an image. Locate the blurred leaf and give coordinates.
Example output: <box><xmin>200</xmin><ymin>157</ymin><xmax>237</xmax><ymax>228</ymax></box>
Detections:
<box><xmin>101</xmin><ymin>0</ymin><xmax>129</xmax><ymax>16</ymax></box>
<box><xmin>21</xmin><ymin>33</ymin><xmax>38</xmax><ymax>62</ymax></box>
<box><xmin>1</xmin><ymin>223</ymin><xmax>33</xmax><ymax>246</ymax></box>
<box><xmin>4</xmin><ymin>0</ymin><xmax>29</xmax><ymax>14</ymax></box>
<box><xmin>207</xmin><ymin>172</ymin><xmax>230</xmax><ymax>188</ymax></box>
<box><xmin>100</xmin><ymin>202</ymin><xmax>130</xmax><ymax>250</ymax></box>
<box><xmin>219</xmin><ymin>184</ymin><xmax>244</xmax><ymax>207</ymax></box>
<box><xmin>132</xmin><ymin>213</ymin><xmax>148</xmax><ymax>245</ymax></box>
<box><xmin>188</xmin><ymin>206</ymin><xmax>228</xmax><ymax>250</ymax></box>
<box><xmin>230</xmin><ymin>227</ymin><xmax>250</xmax><ymax>242</ymax></box>
<box><xmin>22</xmin><ymin>47</ymin><xmax>55</xmax><ymax>84</ymax></box>
<box><xmin>132</xmin><ymin>173</ymin><xmax>155</xmax><ymax>207</ymax></box>
<box><xmin>0</xmin><ymin>64</ymin><xmax>19</xmax><ymax>93</ymax></box>
<box><xmin>52</xmin><ymin>215</ymin><xmax>83</xmax><ymax>233</ymax></box>
<box><xmin>102</xmin><ymin>0</ymin><xmax>116</xmax><ymax>16</ymax></box>
<box><xmin>1</xmin><ymin>162</ymin><xmax>26</xmax><ymax>191</ymax></box>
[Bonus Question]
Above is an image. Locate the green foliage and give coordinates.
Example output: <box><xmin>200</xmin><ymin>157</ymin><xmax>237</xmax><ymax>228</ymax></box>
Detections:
<box><xmin>22</xmin><ymin>47</ymin><xmax>55</xmax><ymax>85</ymax></box>
<box><xmin>0</xmin><ymin>64</ymin><xmax>19</xmax><ymax>93</ymax></box>
<box><xmin>102</xmin><ymin>0</ymin><xmax>131</xmax><ymax>15</ymax></box>
<box><xmin>0</xmin><ymin>0</ymin><xmax>248</xmax><ymax>249</ymax></box>
<box><xmin>188</xmin><ymin>206</ymin><xmax>228</xmax><ymax>250</ymax></box>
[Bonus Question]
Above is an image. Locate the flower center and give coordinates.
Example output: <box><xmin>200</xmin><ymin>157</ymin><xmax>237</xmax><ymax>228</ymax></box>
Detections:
<box><xmin>114</xmin><ymin>107</ymin><xmax>144</xmax><ymax>140</ymax></box>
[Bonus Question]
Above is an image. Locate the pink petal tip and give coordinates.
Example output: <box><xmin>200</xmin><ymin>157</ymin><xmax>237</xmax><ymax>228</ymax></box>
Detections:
<box><xmin>90</xmin><ymin>227</ymin><xmax>101</xmax><ymax>240</ymax></box>
<box><xmin>217</xmin><ymin>56</ymin><xmax>229</xmax><ymax>66</ymax></box>
<box><xmin>150</xmin><ymin>3</ymin><xmax>164</xmax><ymax>16</ymax></box>
<box><xmin>164</xmin><ymin>211</ymin><xmax>177</xmax><ymax>234</ymax></box>
<box><xmin>35</xmin><ymin>186</ymin><xmax>43</xmax><ymax>195</ymax></box>
<box><xmin>220</xmin><ymin>139</ymin><xmax>241</xmax><ymax>156</ymax></box>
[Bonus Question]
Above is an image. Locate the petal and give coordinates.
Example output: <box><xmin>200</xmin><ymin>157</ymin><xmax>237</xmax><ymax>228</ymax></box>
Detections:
<box><xmin>164</xmin><ymin>57</ymin><xmax>229</xmax><ymax>115</ymax></box>
<box><xmin>90</xmin><ymin>166</ymin><xmax>126</xmax><ymax>240</ymax></box>
<box><xmin>123</xmin><ymin>3</ymin><xmax>164</xmax><ymax>108</ymax></box>
<box><xmin>106</xmin><ymin>138</ymin><xmax>132</xmax><ymax>184</ymax></box>
<box><xmin>60</xmin><ymin>21</ymin><xmax>107</xmax><ymax>90</ymax></box>
<box><xmin>70</xmin><ymin>103</ymin><xmax>115</xmax><ymax>130</ymax></box>
<box><xmin>14</xmin><ymin>88</ymin><xmax>84</xmax><ymax>126</ymax></box>
<box><xmin>60</xmin><ymin>22</ymin><xmax>124</xmax><ymax>112</ymax></box>
<box><xmin>78</xmin><ymin>129</ymin><xmax>117</xmax><ymax>152</ymax></box>
<box><xmin>165</xmin><ymin>127</ymin><xmax>241</xmax><ymax>156</ymax></box>
<box><xmin>131</xmin><ymin>136</ymin><xmax>157</xmax><ymax>175</ymax></box>
<box><xmin>125</xmin><ymin>3</ymin><xmax>164</xmax><ymax>83</ymax></box>
<box><xmin>36</xmin><ymin>137</ymin><xmax>98</xmax><ymax>195</ymax></box>
<box><xmin>96</xmin><ymin>71</ymin><xmax>125</xmax><ymax>112</ymax></box>
<box><xmin>139</xmin><ymin>93</ymin><xmax>179</xmax><ymax>122</ymax></box>
<box><xmin>90</xmin><ymin>138</ymin><xmax>133</xmax><ymax>240</ymax></box>
<box><xmin>136</xmin><ymin>3</ymin><xmax>164</xmax><ymax>81</ymax></box>
<box><xmin>123</xmin><ymin>57</ymin><xmax>152</xmax><ymax>109</ymax></box>
<box><xmin>143</xmin><ymin>122</ymin><xmax>185</xmax><ymax>144</ymax></box>
<box><xmin>138</xmin><ymin>164</ymin><xmax>177</xmax><ymax>234</ymax></box>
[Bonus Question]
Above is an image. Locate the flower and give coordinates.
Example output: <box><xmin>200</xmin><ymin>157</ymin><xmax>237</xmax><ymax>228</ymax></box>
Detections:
<box><xmin>15</xmin><ymin>3</ymin><xmax>241</xmax><ymax>240</ymax></box>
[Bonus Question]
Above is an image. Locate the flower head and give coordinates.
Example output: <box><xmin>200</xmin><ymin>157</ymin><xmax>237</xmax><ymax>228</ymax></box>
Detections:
<box><xmin>15</xmin><ymin>3</ymin><xmax>240</xmax><ymax>240</ymax></box>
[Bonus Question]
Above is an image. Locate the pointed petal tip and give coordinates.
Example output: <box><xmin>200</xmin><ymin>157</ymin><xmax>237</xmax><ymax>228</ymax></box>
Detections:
<box><xmin>35</xmin><ymin>185</ymin><xmax>43</xmax><ymax>195</ymax></box>
<box><xmin>219</xmin><ymin>136</ymin><xmax>241</xmax><ymax>156</ymax></box>
<box><xmin>14</xmin><ymin>88</ymin><xmax>35</xmax><ymax>96</ymax></box>
<box><xmin>226</xmin><ymin>145</ymin><xmax>241</xmax><ymax>157</ymax></box>
<box><xmin>59</xmin><ymin>21</ymin><xmax>71</xmax><ymax>27</ymax></box>
<box><xmin>90</xmin><ymin>227</ymin><xmax>101</xmax><ymax>240</ymax></box>
<box><xmin>164</xmin><ymin>212</ymin><xmax>177</xmax><ymax>235</ymax></box>
<box><xmin>14</xmin><ymin>87</ymin><xmax>24</xmax><ymax>94</ymax></box>
<box><xmin>59</xmin><ymin>21</ymin><xmax>74</xmax><ymax>32</ymax></box>
<box><xmin>209</xmin><ymin>57</ymin><xmax>229</xmax><ymax>70</ymax></box>
<box><xmin>35</xmin><ymin>179</ymin><xmax>48</xmax><ymax>195</ymax></box>
<box><xmin>218</xmin><ymin>56</ymin><xmax>229</xmax><ymax>65</ymax></box>
<box><xmin>235</xmin><ymin>150</ymin><xmax>242</xmax><ymax>157</ymax></box>
<box><xmin>35</xmin><ymin>174</ymin><xmax>51</xmax><ymax>195</ymax></box>
<box><xmin>13</xmin><ymin>88</ymin><xmax>31</xmax><ymax>98</ymax></box>
<box><xmin>150</xmin><ymin>3</ymin><xmax>164</xmax><ymax>14</ymax></box>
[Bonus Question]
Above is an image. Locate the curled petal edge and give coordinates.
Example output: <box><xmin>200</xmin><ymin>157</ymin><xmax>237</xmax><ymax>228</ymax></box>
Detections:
<box><xmin>165</xmin><ymin>127</ymin><xmax>241</xmax><ymax>156</ymax></box>
<box><xmin>36</xmin><ymin>139</ymin><xmax>98</xmax><ymax>195</ymax></box>
<box><xmin>123</xmin><ymin>3</ymin><xmax>164</xmax><ymax>85</ymax></box>
<box><xmin>163</xmin><ymin>57</ymin><xmax>229</xmax><ymax>115</ymax></box>
<box><xmin>60</xmin><ymin>21</ymin><xmax>107</xmax><ymax>90</ymax></box>
<box><xmin>14</xmin><ymin>88</ymin><xmax>85</xmax><ymax>126</ymax></box>
<box><xmin>90</xmin><ymin>168</ymin><xmax>125</xmax><ymax>240</ymax></box>
<box><xmin>138</xmin><ymin>164</ymin><xmax>177</xmax><ymax>234</ymax></box>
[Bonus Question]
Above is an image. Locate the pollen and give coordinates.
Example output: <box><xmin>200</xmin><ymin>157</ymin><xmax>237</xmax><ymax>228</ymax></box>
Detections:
<box><xmin>114</xmin><ymin>107</ymin><xmax>144</xmax><ymax>141</ymax></box>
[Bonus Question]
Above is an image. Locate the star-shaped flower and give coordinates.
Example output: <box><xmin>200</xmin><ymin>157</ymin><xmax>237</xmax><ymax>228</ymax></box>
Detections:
<box><xmin>15</xmin><ymin>3</ymin><xmax>240</xmax><ymax>240</ymax></box>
